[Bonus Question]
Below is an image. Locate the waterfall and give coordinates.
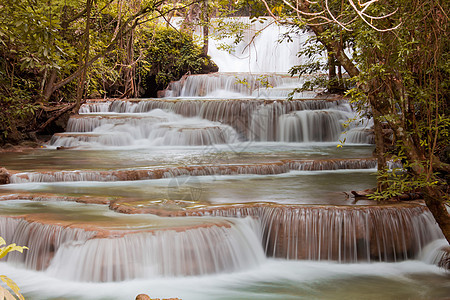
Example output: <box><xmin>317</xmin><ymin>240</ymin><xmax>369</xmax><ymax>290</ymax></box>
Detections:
<box><xmin>0</xmin><ymin>216</ymin><xmax>265</xmax><ymax>282</ymax></box>
<box><xmin>2</xmin><ymin>16</ymin><xmax>449</xmax><ymax>300</ymax></box>
<box><xmin>9</xmin><ymin>158</ymin><xmax>378</xmax><ymax>183</ymax></box>
<box><xmin>163</xmin><ymin>73</ymin><xmax>313</xmax><ymax>98</ymax></box>
<box><xmin>186</xmin><ymin>204</ymin><xmax>445</xmax><ymax>262</ymax></box>
<box><xmin>55</xmin><ymin>99</ymin><xmax>372</xmax><ymax>149</ymax></box>
<box><xmin>1</xmin><ymin>217</ymin><xmax>96</xmax><ymax>271</ymax></box>
<box><xmin>207</xmin><ymin>17</ymin><xmax>308</xmax><ymax>73</ymax></box>
<box><xmin>2</xmin><ymin>204</ymin><xmax>444</xmax><ymax>281</ymax></box>
<box><xmin>276</xmin><ymin>110</ymin><xmax>348</xmax><ymax>142</ymax></box>
<box><xmin>50</xmin><ymin>109</ymin><xmax>240</xmax><ymax>148</ymax></box>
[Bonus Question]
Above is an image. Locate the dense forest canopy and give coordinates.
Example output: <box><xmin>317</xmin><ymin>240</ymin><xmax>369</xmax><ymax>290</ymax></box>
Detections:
<box><xmin>0</xmin><ymin>0</ymin><xmax>218</xmax><ymax>143</ymax></box>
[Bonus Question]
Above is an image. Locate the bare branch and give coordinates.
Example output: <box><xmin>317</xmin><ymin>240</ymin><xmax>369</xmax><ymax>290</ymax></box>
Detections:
<box><xmin>262</xmin><ymin>0</ymin><xmax>401</xmax><ymax>32</ymax></box>
<box><xmin>325</xmin><ymin>0</ymin><xmax>353</xmax><ymax>31</ymax></box>
<box><xmin>348</xmin><ymin>0</ymin><xmax>401</xmax><ymax>32</ymax></box>
<box><xmin>282</xmin><ymin>0</ymin><xmax>324</xmax><ymax>16</ymax></box>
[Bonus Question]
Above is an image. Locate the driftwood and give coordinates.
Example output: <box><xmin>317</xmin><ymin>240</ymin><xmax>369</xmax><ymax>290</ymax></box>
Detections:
<box><xmin>351</xmin><ymin>189</ymin><xmax>424</xmax><ymax>201</ymax></box>
<box><xmin>351</xmin><ymin>189</ymin><xmax>375</xmax><ymax>197</ymax></box>
<box><xmin>37</xmin><ymin>101</ymin><xmax>82</xmax><ymax>132</ymax></box>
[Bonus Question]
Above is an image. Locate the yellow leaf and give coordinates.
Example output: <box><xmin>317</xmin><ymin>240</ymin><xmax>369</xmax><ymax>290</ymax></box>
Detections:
<box><xmin>0</xmin><ymin>285</ymin><xmax>17</xmax><ymax>300</ymax></box>
<box><xmin>0</xmin><ymin>276</ymin><xmax>24</xmax><ymax>300</ymax></box>
<box><xmin>0</xmin><ymin>244</ymin><xmax>28</xmax><ymax>259</ymax></box>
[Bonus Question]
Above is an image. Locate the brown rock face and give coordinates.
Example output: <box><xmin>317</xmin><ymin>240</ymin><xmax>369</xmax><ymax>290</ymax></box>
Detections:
<box><xmin>0</xmin><ymin>167</ymin><xmax>10</xmax><ymax>184</ymax></box>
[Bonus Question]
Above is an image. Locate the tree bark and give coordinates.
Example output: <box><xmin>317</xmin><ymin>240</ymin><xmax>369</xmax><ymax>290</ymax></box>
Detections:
<box><xmin>75</xmin><ymin>0</ymin><xmax>92</xmax><ymax>113</ymax></box>
<box><xmin>422</xmin><ymin>186</ymin><xmax>450</xmax><ymax>244</ymax></box>
<box><xmin>202</xmin><ymin>0</ymin><xmax>209</xmax><ymax>57</ymax></box>
<box><xmin>43</xmin><ymin>2</ymin><xmax>161</xmax><ymax>101</ymax></box>
<box><xmin>42</xmin><ymin>69</ymin><xmax>58</xmax><ymax>102</ymax></box>
<box><xmin>372</xmin><ymin>107</ymin><xmax>388</xmax><ymax>191</ymax></box>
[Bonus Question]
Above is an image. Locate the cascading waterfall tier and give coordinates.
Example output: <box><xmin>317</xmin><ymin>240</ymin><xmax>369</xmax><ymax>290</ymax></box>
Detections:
<box><xmin>9</xmin><ymin>158</ymin><xmax>377</xmax><ymax>183</ymax></box>
<box><xmin>0</xmin><ymin>215</ymin><xmax>265</xmax><ymax>282</ymax></box>
<box><xmin>0</xmin><ymin>217</ymin><xmax>96</xmax><ymax>271</ymax></box>
<box><xmin>51</xmin><ymin>98</ymin><xmax>373</xmax><ymax>147</ymax></box>
<box><xmin>184</xmin><ymin>204</ymin><xmax>445</xmax><ymax>262</ymax></box>
<box><xmin>50</xmin><ymin>109</ymin><xmax>240</xmax><ymax>147</ymax></box>
<box><xmin>161</xmin><ymin>73</ymin><xmax>316</xmax><ymax>99</ymax></box>
<box><xmin>1</xmin><ymin>203</ymin><xmax>444</xmax><ymax>283</ymax></box>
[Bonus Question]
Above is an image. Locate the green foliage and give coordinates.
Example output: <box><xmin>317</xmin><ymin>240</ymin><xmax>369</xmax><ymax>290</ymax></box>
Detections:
<box><xmin>0</xmin><ymin>0</ymin><xmax>110</xmax><ymax>142</ymax></box>
<box><xmin>210</xmin><ymin>18</ymin><xmax>250</xmax><ymax>53</ymax></box>
<box><xmin>0</xmin><ymin>237</ymin><xmax>27</xmax><ymax>300</ymax></box>
<box><xmin>348</xmin><ymin>0</ymin><xmax>449</xmax><ymax>201</ymax></box>
<box><xmin>139</xmin><ymin>26</ymin><xmax>216</xmax><ymax>92</ymax></box>
<box><xmin>0</xmin><ymin>79</ymin><xmax>39</xmax><ymax>140</ymax></box>
<box><xmin>234</xmin><ymin>74</ymin><xmax>273</xmax><ymax>96</ymax></box>
<box><xmin>0</xmin><ymin>0</ymin><xmax>180</xmax><ymax>142</ymax></box>
<box><xmin>259</xmin><ymin>0</ymin><xmax>449</xmax><ymax>206</ymax></box>
<box><xmin>368</xmin><ymin>158</ymin><xmax>444</xmax><ymax>202</ymax></box>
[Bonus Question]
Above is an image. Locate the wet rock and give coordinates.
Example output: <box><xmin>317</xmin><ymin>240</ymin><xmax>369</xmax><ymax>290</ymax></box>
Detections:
<box><xmin>1</xmin><ymin>143</ymin><xmax>14</xmax><ymax>150</ymax></box>
<box><xmin>20</xmin><ymin>141</ymin><xmax>40</xmax><ymax>148</ymax></box>
<box><xmin>136</xmin><ymin>296</ymin><xmax>181</xmax><ymax>300</ymax></box>
<box><xmin>0</xmin><ymin>167</ymin><xmax>10</xmax><ymax>184</ymax></box>
<box><xmin>438</xmin><ymin>246</ymin><xmax>450</xmax><ymax>271</ymax></box>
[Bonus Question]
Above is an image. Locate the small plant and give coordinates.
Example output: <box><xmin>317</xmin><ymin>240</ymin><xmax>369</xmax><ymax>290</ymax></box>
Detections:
<box><xmin>0</xmin><ymin>237</ymin><xmax>28</xmax><ymax>300</ymax></box>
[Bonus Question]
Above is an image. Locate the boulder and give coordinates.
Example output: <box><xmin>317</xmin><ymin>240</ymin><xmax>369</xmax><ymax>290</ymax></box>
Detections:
<box><xmin>0</xmin><ymin>167</ymin><xmax>10</xmax><ymax>184</ymax></box>
<box><xmin>438</xmin><ymin>246</ymin><xmax>450</xmax><ymax>271</ymax></box>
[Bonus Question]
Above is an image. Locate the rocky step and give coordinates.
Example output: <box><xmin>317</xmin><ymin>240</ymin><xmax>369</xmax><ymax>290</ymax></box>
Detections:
<box><xmin>1</xmin><ymin>201</ymin><xmax>443</xmax><ymax>274</ymax></box>
<box><xmin>108</xmin><ymin>199</ymin><xmax>444</xmax><ymax>263</ymax></box>
<box><xmin>67</xmin><ymin>113</ymin><xmax>168</xmax><ymax>132</ymax></box>
<box><xmin>0</xmin><ymin>213</ymin><xmax>253</xmax><ymax>281</ymax></box>
<box><xmin>180</xmin><ymin>203</ymin><xmax>444</xmax><ymax>262</ymax></box>
<box><xmin>8</xmin><ymin>158</ymin><xmax>378</xmax><ymax>183</ymax></box>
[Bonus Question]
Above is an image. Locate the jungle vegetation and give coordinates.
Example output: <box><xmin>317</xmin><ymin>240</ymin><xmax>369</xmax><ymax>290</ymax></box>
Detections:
<box><xmin>0</xmin><ymin>0</ymin><xmax>218</xmax><ymax>144</ymax></box>
<box><xmin>248</xmin><ymin>0</ymin><xmax>450</xmax><ymax>241</ymax></box>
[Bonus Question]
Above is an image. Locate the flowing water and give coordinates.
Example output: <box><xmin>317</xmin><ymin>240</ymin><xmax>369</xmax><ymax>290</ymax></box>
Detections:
<box><xmin>0</xmin><ymin>18</ymin><xmax>448</xmax><ymax>300</ymax></box>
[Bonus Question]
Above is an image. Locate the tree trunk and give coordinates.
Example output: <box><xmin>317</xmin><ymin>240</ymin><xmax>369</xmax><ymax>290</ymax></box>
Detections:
<box><xmin>388</xmin><ymin>117</ymin><xmax>450</xmax><ymax>243</ymax></box>
<box><xmin>202</xmin><ymin>0</ymin><xmax>209</xmax><ymax>57</ymax></box>
<box><xmin>42</xmin><ymin>1</ymin><xmax>159</xmax><ymax>102</ymax></box>
<box><xmin>372</xmin><ymin>107</ymin><xmax>388</xmax><ymax>191</ymax></box>
<box><xmin>307</xmin><ymin>18</ymin><xmax>450</xmax><ymax>243</ymax></box>
<box><xmin>422</xmin><ymin>186</ymin><xmax>450</xmax><ymax>244</ymax></box>
<box><xmin>122</xmin><ymin>30</ymin><xmax>136</xmax><ymax>98</ymax></box>
<box><xmin>328</xmin><ymin>52</ymin><xmax>336</xmax><ymax>81</ymax></box>
<box><xmin>43</xmin><ymin>69</ymin><xmax>58</xmax><ymax>102</ymax></box>
<box><xmin>75</xmin><ymin>0</ymin><xmax>92</xmax><ymax>113</ymax></box>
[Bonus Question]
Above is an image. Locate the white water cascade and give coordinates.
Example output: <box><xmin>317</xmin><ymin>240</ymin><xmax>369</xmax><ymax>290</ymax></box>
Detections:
<box><xmin>48</xmin><ymin>99</ymin><xmax>371</xmax><ymax>148</ymax></box>
<box><xmin>0</xmin><ymin>17</ymin><xmax>448</xmax><ymax>300</ymax></box>
<box><xmin>162</xmin><ymin>17</ymin><xmax>321</xmax><ymax>98</ymax></box>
